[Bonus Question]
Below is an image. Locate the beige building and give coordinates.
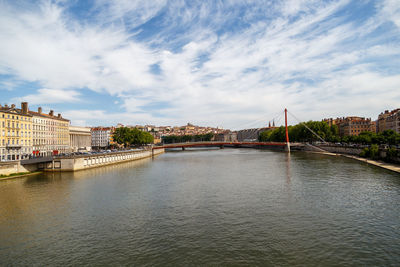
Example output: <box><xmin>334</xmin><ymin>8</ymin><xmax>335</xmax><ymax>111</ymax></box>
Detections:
<box><xmin>339</xmin><ymin>117</ymin><xmax>373</xmax><ymax>136</ymax></box>
<box><xmin>0</xmin><ymin>103</ymin><xmax>33</xmax><ymax>161</ymax></box>
<box><xmin>377</xmin><ymin>109</ymin><xmax>400</xmax><ymax>133</ymax></box>
<box><xmin>69</xmin><ymin>126</ymin><xmax>92</xmax><ymax>152</ymax></box>
<box><xmin>30</xmin><ymin>106</ymin><xmax>70</xmax><ymax>157</ymax></box>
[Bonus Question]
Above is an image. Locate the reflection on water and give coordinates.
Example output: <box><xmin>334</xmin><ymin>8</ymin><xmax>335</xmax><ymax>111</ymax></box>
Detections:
<box><xmin>0</xmin><ymin>149</ymin><xmax>399</xmax><ymax>266</ymax></box>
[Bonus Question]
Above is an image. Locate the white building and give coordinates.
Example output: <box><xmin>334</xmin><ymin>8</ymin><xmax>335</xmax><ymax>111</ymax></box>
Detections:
<box><xmin>91</xmin><ymin>127</ymin><xmax>113</xmax><ymax>148</ymax></box>
<box><xmin>70</xmin><ymin>126</ymin><xmax>92</xmax><ymax>152</ymax></box>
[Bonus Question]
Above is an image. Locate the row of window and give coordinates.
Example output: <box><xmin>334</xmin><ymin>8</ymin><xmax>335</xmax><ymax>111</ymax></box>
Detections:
<box><xmin>1</xmin><ymin>130</ymin><xmax>31</xmax><ymax>137</ymax></box>
<box><xmin>1</xmin><ymin>114</ymin><xmax>31</xmax><ymax>121</ymax></box>
<box><xmin>1</xmin><ymin>121</ymin><xmax>31</xmax><ymax>130</ymax></box>
<box><xmin>33</xmin><ymin>118</ymin><xmax>67</xmax><ymax>127</ymax></box>
<box><xmin>1</xmin><ymin>139</ymin><xmax>31</xmax><ymax>145</ymax></box>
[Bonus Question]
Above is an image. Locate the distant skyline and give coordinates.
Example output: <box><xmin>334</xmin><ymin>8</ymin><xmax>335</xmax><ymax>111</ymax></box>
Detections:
<box><xmin>0</xmin><ymin>0</ymin><xmax>399</xmax><ymax>129</ymax></box>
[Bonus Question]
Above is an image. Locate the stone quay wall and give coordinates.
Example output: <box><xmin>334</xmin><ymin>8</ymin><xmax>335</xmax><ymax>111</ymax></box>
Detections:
<box><xmin>318</xmin><ymin>145</ymin><xmax>363</xmax><ymax>155</ymax></box>
<box><xmin>44</xmin><ymin>149</ymin><xmax>164</xmax><ymax>172</ymax></box>
<box><xmin>0</xmin><ymin>161</ymin><xmax>38</xmax><ymax>176</ymax></box>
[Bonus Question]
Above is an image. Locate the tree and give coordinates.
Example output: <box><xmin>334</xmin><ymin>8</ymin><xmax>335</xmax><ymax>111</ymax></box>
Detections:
<box><xmin>113</xmin><ymin>127</ymin><xmax>154</xmax><ymax>147</ymax></box>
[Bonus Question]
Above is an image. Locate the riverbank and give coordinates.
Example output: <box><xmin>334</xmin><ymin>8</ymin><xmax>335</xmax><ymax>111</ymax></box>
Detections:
<box><xmin>0</xmin><ymin>149</ymin><xmax>165</xmax><ymax>179</ymax></box>
<box><xmin>341</xmin><ymin>154</ymin><xmax>400</xmax><ymax>174</ymax></box>
<box><xmin>308</xmin><ymin>150</ymin><xmax>400</xmax><ymax>174</ymax></box>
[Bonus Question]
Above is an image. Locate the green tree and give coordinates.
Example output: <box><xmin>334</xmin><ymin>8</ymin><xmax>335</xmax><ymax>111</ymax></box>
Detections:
<box><xmin>113</xmin><ymin>127</ymin><xmax>154</xmax><ymax>147</ymax></box>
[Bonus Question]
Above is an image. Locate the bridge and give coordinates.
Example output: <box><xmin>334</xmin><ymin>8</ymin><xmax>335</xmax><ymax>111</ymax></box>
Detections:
<box><xmin>153</xmin><ymin>108</ymin><xmax>293</xmax><ymax>152</ymax></box>
<box><xmin>20</xmin><ymin>108</ymin><xmax>309</xmax><ymax>166</ymax></box>
<box><xmin>152</xmin><ymin>141</ymin><xmax>290</xmax><ymax>150</ymax></box>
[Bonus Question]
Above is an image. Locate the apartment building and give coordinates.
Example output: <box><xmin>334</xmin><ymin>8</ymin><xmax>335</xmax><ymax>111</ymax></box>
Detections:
<box><xmin>339</xmin><ymin>117</ymin><xmax>373</xmax><ymax>136</ymax></box>
<box><xmin>30</xmin><ymin>106</ymin><xmax>70</xmax><ymax>157</ymax></box>
<box><xmin>0</xmin><ymin>103</ymin><xmax>33</xmax><ymax>161</ymax></box>
<box><xmin>377</xmin><ymin>109</ymin><xmax>400</xmax><ymax>133</ymax></box>
<box><xmin>91</xmin><ymin>127</ymin><xmax>113</xmax><ymax>148</ymax></box>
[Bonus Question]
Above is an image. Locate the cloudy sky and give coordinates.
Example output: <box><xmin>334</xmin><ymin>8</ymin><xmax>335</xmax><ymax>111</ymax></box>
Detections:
<box><xmin>0</xmin><ymin>0</ymin><xmax>399</xmax><ymax>129</ymax></box>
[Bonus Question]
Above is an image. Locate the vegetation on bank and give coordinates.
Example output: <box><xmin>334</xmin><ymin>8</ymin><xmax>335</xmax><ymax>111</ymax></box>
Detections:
<box><xmin>259</xmin><ymin>121</ymin><xmax>400</xmax><ymax>146</ymax></box>
<box><xmin>341</xmin><ymin>130</ymin><xmax>400</xmax><ymax>145</ymax></box>
<box><xmin>113</xmin><ymin>127</ymin><xmax>154</xmax><ymax>147</ymax></box>
<box><xmin>0</xmin><ymin>172</ymin><xmax>31</xmax><ymax>178</ymax></box>
<box><xmin>360</xmin><ymin>144</ymin><xmax>399</xmax><ymax>163</ymax></box>
<box><xmin>259</xmin><ymin>121</ymin><xmax>339</xmax><ymax>142</ymax></box>
<box><xmin>162</xmin><ymin>133</ymin><xmax>214</xmax><ymax>144</ymax></box>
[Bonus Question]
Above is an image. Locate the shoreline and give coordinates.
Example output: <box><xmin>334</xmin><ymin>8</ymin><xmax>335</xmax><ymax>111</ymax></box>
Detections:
<box><xmin>0</xmin><ymin>149</ymin><xmax>165</xmax><ymax>180</ymax></box>
<box><xmin>308</xmin><ymin>150</ymin><xmax>400</xmax><ymax>174</ymax></box>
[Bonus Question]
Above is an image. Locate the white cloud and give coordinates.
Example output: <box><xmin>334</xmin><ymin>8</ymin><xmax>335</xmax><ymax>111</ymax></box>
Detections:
<box><xmin>13</xmin><ymin>88</ymin><xmax>81</xmax><ymax>105</ymax></box>
<box><xmin>0</xmin><ymin>0</ymin><xmax>400</xmax><ymax>128</ymax></box>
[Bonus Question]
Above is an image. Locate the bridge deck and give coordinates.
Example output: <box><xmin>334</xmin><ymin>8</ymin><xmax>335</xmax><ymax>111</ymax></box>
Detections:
<box><xmin>153</xmin><ymin>141</ymin><xmax>288</xmax><ymax>150</ymax></box>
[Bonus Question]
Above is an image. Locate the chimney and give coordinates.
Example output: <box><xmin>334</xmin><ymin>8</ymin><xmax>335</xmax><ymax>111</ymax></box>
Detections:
<box><xmin>49</xmin><ymin>110</ymin><xmax>54</xmax><ymax>116</ymax></box>
<box><xmin>11</xmin><ymin>104</ymin><xmax>15</xmax><ymax>108</ymax></box>
<box><xmin>38</xmin><ymin>107</ymin><xmax>42</xmax><ymax>114</ymax></box>
<box><xmin>57</xmin><ymin>113</ymin><xmax>61</xmax><ymax>118</ymax></box>
<box><xmin>21</xmin><ymin>102</ymin><xmax>28</xmax><ymax>115</ymax></box>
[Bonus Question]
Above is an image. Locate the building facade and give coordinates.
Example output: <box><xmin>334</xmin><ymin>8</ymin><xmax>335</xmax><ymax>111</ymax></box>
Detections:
<box><xmin>377</xmin><ymin>109</ymin><xmax>400</xmax><ymax>133</ymax></box>
<box><xmin>237</xmin><ymin>127</ymin><xmax>275</xmax><ymax>141</ymax></box>
<box><xmin>0</xmin><ymin>103</ymin><xmax>33</xmax><ymax>161</ymax></box>
<box><xmin>339</xmin><ymin>117</ymin><xmax>373</xmax><ymax>136</ymax></box>
<box><xmin>69</xmin><ymin>126</ymin><xmax>92</xmax><ymax>152</ymax></box>
<box><xmin>91</xmin><ymin>127</ymin><xmax>113</xmax><ymax>148</ymax></box>
<box><xmin>30</xmin><ymin>107</ymin><xmax>70</xmax><ymax>157</ymax></box>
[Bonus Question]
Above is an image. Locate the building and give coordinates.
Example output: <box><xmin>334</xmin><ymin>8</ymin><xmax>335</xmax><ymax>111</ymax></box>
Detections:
<box><xmin>91</xmin><ymin>127</ymin><xmax>113</xmax><ymax>149</ymax></box>
<box><xmin>69</xmin><ymin>126</ymin><xmax>92</xmax><ymax>152</ymax></box>
<box><xmin>214</xmin><ymin>131</ymin><xmax>237</xmax><ymax>142</ymax></box>
<box><xmin>322</xmin><ymin>118</ymin><xmax>345</xmax><ymax>127</ymax></box>
<box><xmin>338</xmin><ymin>117</ymin><xmax>374</xmax><ymax>136</ymax></box>
<box><xmin>377</xmin><ymin>109</ymin><xmax>400</xmax><ymax>133</ymax></box>
<box><xmin>30</xmin><ymin>106</ymin><xmax>70</xmax><ymax>156</ymax></box>
<box><xmin>0</xmin><ymin>103</ymin><xmax>33</xmax><ymax>161</ymax></box>
<box><xmin>237</xmin><ymin>127</ymin><xmax>275</xmax><ymax>141</ymax></box>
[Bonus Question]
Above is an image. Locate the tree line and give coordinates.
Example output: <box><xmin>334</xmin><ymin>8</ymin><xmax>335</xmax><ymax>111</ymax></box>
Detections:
<box><xmin>113</xmin><ymin>127</ymin><xmax>154</xmax><ymax>147</ymax></box>
<box><xmin>259</xmin><ymin>121</ymin><xmax>400</xmax><ymax>145</ymax></box>
<box><xmin>162</xmin><ymin>133</ymin><xmax>214</xmax><ymax>144</ymax></box>
<box><xmin>259</xmin><ymin>121</ymin><xmax>339</xmax><ymax>143</ymax></box>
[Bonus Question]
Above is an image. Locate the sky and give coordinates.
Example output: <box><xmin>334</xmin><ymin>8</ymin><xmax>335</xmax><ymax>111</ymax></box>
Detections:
<box><xmin>0</xmin><ymin>0</ymin><xmax>399</xmax><ymax>129</ymax></box>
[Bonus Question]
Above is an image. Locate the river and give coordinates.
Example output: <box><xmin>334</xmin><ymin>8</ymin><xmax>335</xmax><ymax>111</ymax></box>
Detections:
<box><xmin>0</xmin><ymin>149</ymin><xmax>399</xmax><ymax>266</ymax></box>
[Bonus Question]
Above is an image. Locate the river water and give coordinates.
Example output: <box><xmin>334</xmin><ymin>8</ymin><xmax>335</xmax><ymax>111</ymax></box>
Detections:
<box><xmin>0</xmin><ymin>149</ymin><xmax>399</xmax><ymax>266</ymax></box>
